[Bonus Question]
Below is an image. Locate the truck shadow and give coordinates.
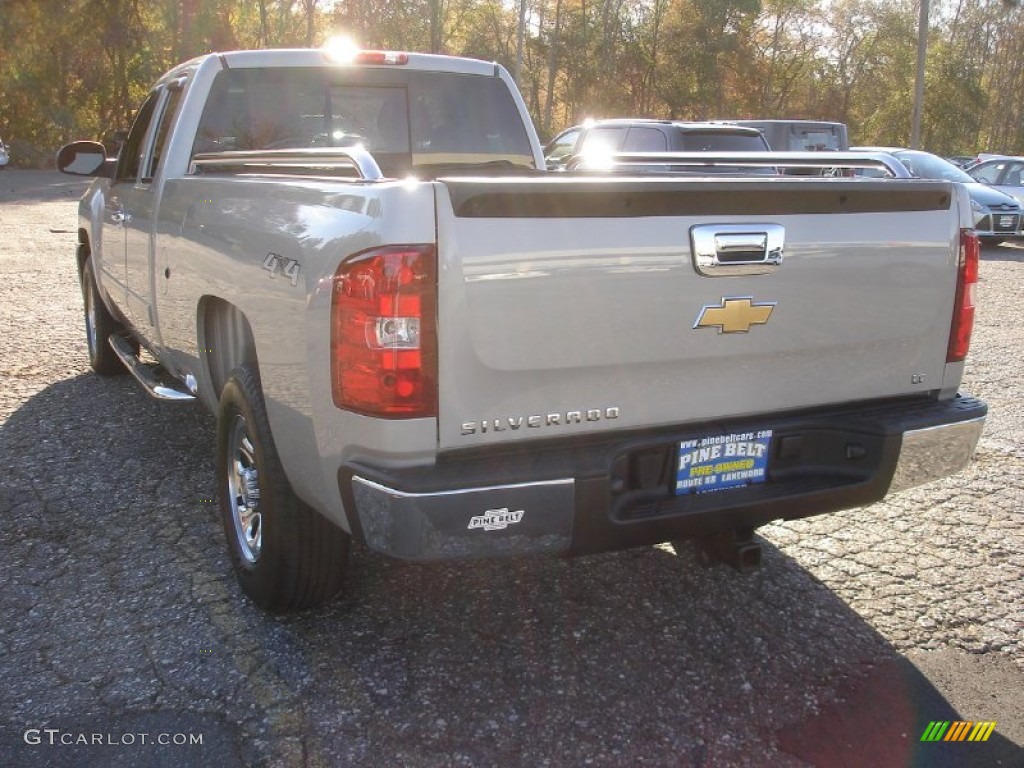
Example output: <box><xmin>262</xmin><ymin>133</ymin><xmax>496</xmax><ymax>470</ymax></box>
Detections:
<box><xmin>1</xmin><ymin>374</ymin><xmax>1020</xmax><ymax>767</ymax></box>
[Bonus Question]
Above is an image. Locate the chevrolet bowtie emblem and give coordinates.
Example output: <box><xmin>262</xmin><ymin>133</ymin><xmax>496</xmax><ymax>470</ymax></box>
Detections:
<box><xmin>694</xmin><ymin>297</ymin><xmax>776</xmax><ymax>333</ymax></box>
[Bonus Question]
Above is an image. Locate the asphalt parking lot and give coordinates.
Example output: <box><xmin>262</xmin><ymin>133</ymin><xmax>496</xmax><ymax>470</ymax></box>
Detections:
<box><xmin>1</xmin><ymin>170</ymin><xmax>1022</xmax><ymax>767</ymax></box>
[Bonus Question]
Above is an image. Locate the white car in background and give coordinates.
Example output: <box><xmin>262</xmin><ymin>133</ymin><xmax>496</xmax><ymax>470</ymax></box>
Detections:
<box><xmin>0</xmin><ymin>138</ymin><xmax>9</xmax><ymax>169</ymax></box>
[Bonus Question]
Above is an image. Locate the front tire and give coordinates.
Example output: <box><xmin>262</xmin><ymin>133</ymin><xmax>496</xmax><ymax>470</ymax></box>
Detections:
<box><xmin>216</xmin><ymin>364</ymin><xmax>350</xmax><ymax>612</ymax></box>
<box><xmin>81</xmin><ymin>258</ymin><xmax>129</xmax><ymax>375</ymax></box>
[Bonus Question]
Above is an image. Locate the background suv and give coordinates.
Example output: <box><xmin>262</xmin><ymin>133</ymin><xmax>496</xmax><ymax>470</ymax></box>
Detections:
<box><xmin>544</xmin><ymin>119</ymin><xmax>770</xmax><ymax>170</ymax></box>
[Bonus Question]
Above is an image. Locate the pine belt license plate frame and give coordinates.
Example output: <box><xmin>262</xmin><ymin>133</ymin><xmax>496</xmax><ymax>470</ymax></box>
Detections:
<box><xmin>675</xmin><ymin>429</ymin><xmax>773</xmax><ymax>495</ymax></box>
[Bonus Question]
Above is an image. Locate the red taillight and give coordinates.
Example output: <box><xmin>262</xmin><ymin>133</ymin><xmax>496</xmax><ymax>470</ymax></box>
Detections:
<box><xmin>947</xmin><ymin>229</ymin><xmax>979</xmax><ymax>362</ymax></box>
<box><xmin>331</xmin><ymin>245</ymin><xmax>437</xmax><ymax>417</ymax></box>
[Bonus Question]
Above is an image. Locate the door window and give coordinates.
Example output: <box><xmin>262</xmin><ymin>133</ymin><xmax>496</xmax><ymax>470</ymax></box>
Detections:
<box><xmin>116</xmin><ymin>92</ymin><xmax>161</xmax><ymax>183</ymax></box>
<box><xmin>145</xmin><ymin>86</ymin><xmax>185</xmax><ymax>182</ymax></box>
<box><xmin>969</xmin><ymin>162</ymin><xmax>1006</xmax><ymax>185</ymax></box>
<box><xmin>1002</xmin><ymin>162</ymin><xmax>1023</xmax><ymax>187</ymax></box>
<box><xmin>544</xmin><ymin>128</ymin><xmax>581</xmax><ymax>166</ymax></box>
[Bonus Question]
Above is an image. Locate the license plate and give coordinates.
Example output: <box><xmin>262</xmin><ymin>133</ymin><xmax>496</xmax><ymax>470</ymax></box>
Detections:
<box><xmin>998</xmin><ymin>215</ymin><xmax>1015</xmax><ymax>229</ymax></box>
<box><xmin>676</xmin><ymin>429</ymin><xmax>773</xmax><ymax>495</ymax></box>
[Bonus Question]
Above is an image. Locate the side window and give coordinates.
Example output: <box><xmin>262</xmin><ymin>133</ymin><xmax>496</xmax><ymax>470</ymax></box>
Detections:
<box><xmin>899</xmin><ymin>156</ymin><xmax>920</xmax><ymax>177</ymax></box>
<box><xmin>554</xmin><ymin>129</ymin><xmax>580</xmax><ymax>151</ymax></box>
<box><xmin>146</xmin><ymin>86</ymin><xmax>184</xmax><ymax>182</ymax></box>
<box><xmin>116</xmin><ymin>91</ymin><xmax>161</xmax><ymax>183</ymax></box>
<box><xmin>580</xmin><ymin>126</ymin><xmax>628</xmax><ymax>154</ymax></box>
<box><xmin>1002</xmin><ymin>162</ymin><xmax>1023</xmax><ymax>187</ymax></box>
<box><xmin>545</xmin><ymin>128</ymin><xmax>581</xmax><ymax>166</ymax></box>
<box><xmin>970</xmin><ymin>162</ymin><xmax>1004</xmax><ymax>185</ymax></box>
<box><xmin>623</xmin><ymin>127</ymin><xmax>668</xmax><ymax>152</ymax></box>
<box><xmin>681</xmin><ymin>132</ymin><xmax>769</xmax><ymax>152</ymax></box>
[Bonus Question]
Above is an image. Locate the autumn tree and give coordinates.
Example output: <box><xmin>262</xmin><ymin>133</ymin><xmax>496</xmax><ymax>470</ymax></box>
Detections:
<box><xmin>2</xmin><ymin>0</ymin><xmax>1024</xmax><ymax>165</ymax></box>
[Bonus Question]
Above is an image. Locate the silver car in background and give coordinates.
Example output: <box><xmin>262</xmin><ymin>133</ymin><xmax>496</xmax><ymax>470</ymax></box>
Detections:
<box><xmin>967</xmin><ymin>156</ymin><xmax>1024</xmax><ymax>209</ymax></box>
<box><xmin>0</xmin><ymin>138</ymin><xmax>9</xmax><ymax>169</ymax></box>
<box><xmin>854</xmin><ymin>147</ymin><xmax>1023</xmax><ymax>244</ymax></box>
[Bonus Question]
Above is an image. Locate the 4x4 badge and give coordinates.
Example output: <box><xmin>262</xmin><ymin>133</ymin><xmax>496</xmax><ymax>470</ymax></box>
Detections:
<box><xmin>694</xmin><ymin>297</ymin><xmax>776</xmax><ymax>333</ymax></box>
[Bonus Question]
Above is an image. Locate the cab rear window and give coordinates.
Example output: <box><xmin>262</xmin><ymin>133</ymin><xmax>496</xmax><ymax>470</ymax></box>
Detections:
<box><xmin>192</xmin><ymin>66</ymin><xmax>535</xmax><ymax>173</ymax></box>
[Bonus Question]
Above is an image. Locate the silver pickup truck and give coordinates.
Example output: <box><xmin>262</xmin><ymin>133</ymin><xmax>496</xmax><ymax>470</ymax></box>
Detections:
<box><xmin>58</xmin><ymin>47</ymin><xmax>987</xmax><ymax>612</ymax></box>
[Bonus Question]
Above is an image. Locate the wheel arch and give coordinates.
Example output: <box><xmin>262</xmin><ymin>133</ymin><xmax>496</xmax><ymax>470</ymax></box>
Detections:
<box><xmin>197</xmin><ymin>296</ymin><xmax>259</xmax><ymax>404</ymax></box>
<box><xmin>76</xmin><ymin>228</ymin><xmax>90</xmax><ymax>278</ymax></box>
<box><xmin>76</xmin><ymin>228</ymin><xmax>129</xmax><ymax>331</ymax></box>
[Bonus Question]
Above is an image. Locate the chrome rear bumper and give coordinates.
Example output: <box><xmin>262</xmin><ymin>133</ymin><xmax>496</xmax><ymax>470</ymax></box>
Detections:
<box><xmin>888</xmin><ymin>416</ymin><xmax>985</xmax><ymax>492</ymax></box>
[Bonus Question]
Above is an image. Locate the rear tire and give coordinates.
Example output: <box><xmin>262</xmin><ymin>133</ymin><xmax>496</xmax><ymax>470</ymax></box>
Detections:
<box><xmin>216</xmin><ymin>364</ymin><xmax>350</xmax><ymax>612</ymax></box>
<box><xmin>81</xmin><ymin>258</ymin><xmax>129</xmax><ymax>375</ymax></box>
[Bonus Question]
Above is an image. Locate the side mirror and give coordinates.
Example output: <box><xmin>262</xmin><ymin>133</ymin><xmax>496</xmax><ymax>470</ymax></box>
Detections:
<box><xmin>56</xmin><ymin>141</ymin><xmax>113</xmax><ymax>177</ymax></box>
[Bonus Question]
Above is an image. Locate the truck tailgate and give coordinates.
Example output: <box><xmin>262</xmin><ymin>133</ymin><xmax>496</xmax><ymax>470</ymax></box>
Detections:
<box><xmin>435</xmin><ymin>177</ymin><xmax>961</xmax><ymax>451</ymax></box>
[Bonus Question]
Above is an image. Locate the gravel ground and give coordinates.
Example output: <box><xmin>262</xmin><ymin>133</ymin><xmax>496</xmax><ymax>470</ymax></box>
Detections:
<box><xmin>1</xmin><ymin>170</ymin><xmax>1021</xmax><ymax>767</ymax></box>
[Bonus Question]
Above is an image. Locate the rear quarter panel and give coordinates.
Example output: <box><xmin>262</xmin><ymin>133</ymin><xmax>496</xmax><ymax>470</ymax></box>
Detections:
<box><xmin>155</xmin><ymin>175</ymin><xmax>440</xmax><ymax>530</ymax></box>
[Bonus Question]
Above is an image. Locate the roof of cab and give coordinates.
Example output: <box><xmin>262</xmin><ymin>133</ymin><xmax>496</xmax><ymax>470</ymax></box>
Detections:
<box><xmin>206</xmin><ymin>48</ymin><xmax>499</xmax><ymax>77</ymax></box>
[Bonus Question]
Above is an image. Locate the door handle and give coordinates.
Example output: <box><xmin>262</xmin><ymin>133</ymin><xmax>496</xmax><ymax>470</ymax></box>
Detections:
<box><xmin>111</xmin><ymin>210</ymin><xmax>132</xmax><ymax>226</ymax></box>
<box><xmin>690</xmin><ymin>224</ymin><xmax>785</xmax><ymax>276</ymax></box>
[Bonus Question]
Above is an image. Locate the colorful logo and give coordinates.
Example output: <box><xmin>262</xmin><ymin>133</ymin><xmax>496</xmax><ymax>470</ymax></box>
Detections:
<box><xmin>920</xmin><ymin>721</ymin><xmax>997</xmax><ymax>742</ymax></box>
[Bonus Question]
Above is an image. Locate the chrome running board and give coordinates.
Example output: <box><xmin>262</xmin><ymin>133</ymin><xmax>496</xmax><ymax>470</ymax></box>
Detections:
<box><xmin>108</xmin><ymin>334</ymin><xmax>195</xmax><ymax>402</ymax></box>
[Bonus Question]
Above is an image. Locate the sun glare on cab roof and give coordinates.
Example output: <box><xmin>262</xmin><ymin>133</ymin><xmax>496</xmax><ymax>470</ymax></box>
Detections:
<box><xmin>322</xmin><ymin>35</ymin><xmax>361</xmax><ymax>63</ymax></box>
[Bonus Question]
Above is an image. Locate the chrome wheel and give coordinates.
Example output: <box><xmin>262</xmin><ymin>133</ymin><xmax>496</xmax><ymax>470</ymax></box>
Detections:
<box><xmin>216</xmin><ymin>364</ymin><xmax>351</xmax><ymax>610</ymax></box>
<box><xmin>226</xmin><ymin>414</ymin><xmax>262</xmax><ymax>563</ymax></box>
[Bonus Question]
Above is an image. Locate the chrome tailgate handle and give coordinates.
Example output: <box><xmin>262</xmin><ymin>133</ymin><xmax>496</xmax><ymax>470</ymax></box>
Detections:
<box><xmin>691</xmin><ymin>224</ymin><xmax>784</xmax><ymax>276</ymax></box>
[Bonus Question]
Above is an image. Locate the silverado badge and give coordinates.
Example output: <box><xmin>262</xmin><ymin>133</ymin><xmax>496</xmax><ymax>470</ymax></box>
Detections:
<box><xmin>694</xmin><ymin>297</ymin><xmax>776</xmax><ymax>333</ymax></box>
